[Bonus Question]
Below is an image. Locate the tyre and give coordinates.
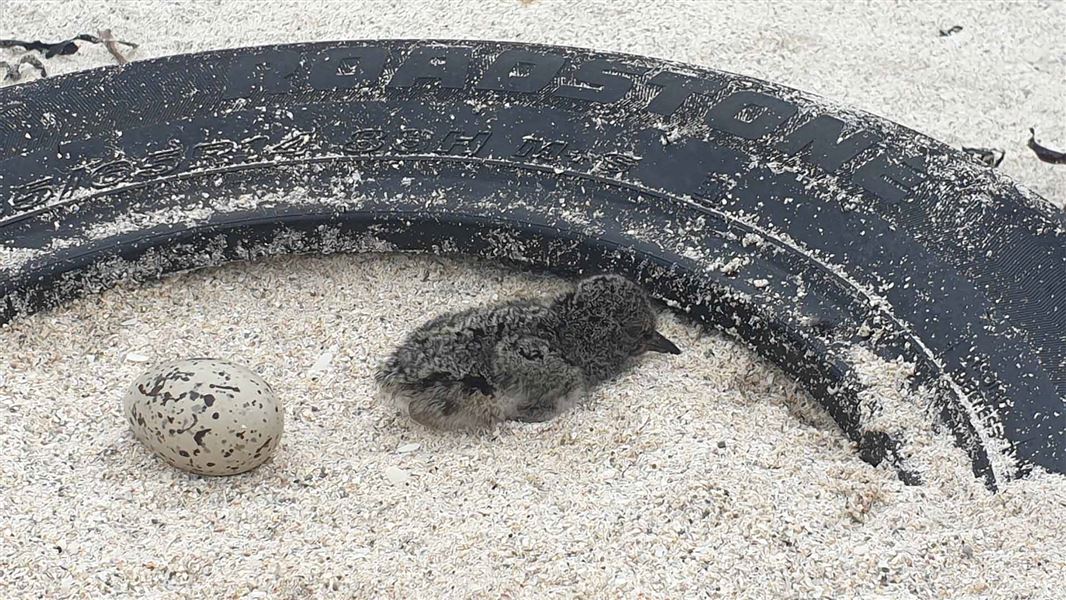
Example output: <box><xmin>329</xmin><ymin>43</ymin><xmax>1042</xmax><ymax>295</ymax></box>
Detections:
<box><xmin>1</xmin><ymin>41</ymin><xmax>1063</xmax><ymax>488</ymax></box>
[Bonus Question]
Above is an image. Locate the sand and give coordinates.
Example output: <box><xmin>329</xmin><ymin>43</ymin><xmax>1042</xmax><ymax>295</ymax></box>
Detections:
<box><xmin>2</xmin><ymin>1</ymin><xmax>1065</xmax><ymax>598</ymax></box>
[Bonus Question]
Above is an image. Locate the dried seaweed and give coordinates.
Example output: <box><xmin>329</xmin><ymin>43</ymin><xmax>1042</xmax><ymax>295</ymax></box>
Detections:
<box><xmin>0</xmin><ymin>54</ymin><xmax>47</xmax><ymax>81</ymax></box>
<box><xmin>1028</xmin><ymin>128</ymin><xmax>1066</xmax><ymax>165</ymax></box>
<box><xmin>0</xmin><ymin>33</ymin><xmax>137</xmax><ymax>59</ymax></box>
<box><xmin>939</xmin><ymin>25</ymin><xmax>963</xmax><ymax>37</ymax></box>
<box><xmin>961</xmin><ymin>146</ymin><xmax>1005</xmax><ymax>168</ymax></box>
<box><xmin>97</xmin><ymin>29</ymin><xmax>130</xmax><ymax>64</ymax></box>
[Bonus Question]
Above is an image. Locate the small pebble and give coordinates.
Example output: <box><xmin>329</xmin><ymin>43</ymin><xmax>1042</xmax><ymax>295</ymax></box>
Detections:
<box><xmin>307</xmin><ymin>346</ymin><xmax>337</xmax><ymax>379</ymax></box>
<box><xmin>123</xmin><ymin>352</ymin><xmax>150</xmax><ymax>363</ymax></box>
<box><xmin>396</xmin><ymin>443</ymin><xmax>421</xmax><ymax>454</ymax></box>
<box><xmin>384</xmin><ymin>466</ymin><xmax>410</xmax><ymax>484</ymax></box>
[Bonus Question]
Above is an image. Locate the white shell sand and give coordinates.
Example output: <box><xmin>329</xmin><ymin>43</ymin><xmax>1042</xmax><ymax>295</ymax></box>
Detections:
<box><xmin>2</xmin><ymin>1</ymin><xmax>1065</xmax><ymax>597</ymax></box>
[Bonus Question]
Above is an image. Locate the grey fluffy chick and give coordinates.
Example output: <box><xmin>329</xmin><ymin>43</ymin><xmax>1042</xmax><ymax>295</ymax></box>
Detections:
<box><xmin>376</xmin><ymin>274</ymin><xmax>681</xmax><ymax>429</ymax></box>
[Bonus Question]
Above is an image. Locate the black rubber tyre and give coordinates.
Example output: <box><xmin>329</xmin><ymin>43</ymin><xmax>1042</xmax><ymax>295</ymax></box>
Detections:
<box><xmin>1</xmin><ymin>41</ymin><xmax>1063</xmax><ymax>487</ymax></box>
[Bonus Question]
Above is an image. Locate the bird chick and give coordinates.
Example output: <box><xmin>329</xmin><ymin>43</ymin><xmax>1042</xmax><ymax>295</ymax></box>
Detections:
<box><xmin>376</xmin><ymin>274</ymin><xmax>681</xmax><ymax>429</ymax></box>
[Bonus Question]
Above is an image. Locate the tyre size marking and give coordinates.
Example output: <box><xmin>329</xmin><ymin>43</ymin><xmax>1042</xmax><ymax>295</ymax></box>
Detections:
<box><xmin>341</xmin><ymin>128</ymin><xmax>489</xmax><ymax>156</ymax></box>
<box><xmin>513</xmin><ymin>136</ymin><xmax>568</xmax><ymax>161</ymax></box>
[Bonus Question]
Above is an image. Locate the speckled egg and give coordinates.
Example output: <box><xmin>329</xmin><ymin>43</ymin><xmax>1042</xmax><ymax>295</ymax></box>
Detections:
<box><xmin>123</xmin><ymin>358</ymin><xmax>283</xmax><ymax>476</ymax></box>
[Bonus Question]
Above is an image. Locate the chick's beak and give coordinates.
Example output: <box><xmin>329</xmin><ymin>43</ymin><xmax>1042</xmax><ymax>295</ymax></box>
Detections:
<box><xmin>645</xmin><ymin>331</ymin><xmax>682</xmax><ymax>355</ymax></box>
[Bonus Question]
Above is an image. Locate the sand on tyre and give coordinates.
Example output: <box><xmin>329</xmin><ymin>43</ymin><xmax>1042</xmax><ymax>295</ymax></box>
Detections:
<box><xmin>0</xmin><ymin>41</ymin><xmax>1063</xmax><ymax>488</ymax></box>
